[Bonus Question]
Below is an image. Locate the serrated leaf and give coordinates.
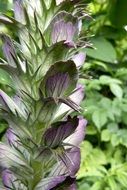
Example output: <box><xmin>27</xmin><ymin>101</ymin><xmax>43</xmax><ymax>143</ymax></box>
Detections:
<box><xmin>117</xmin><ymin>173</ymin><xmax>127</xmax><ymax>187</ymax></box>
<box><xmin>78</xmin><ymin>183</ymin><xmax>90</xmax><ymax>190</ymax></box>
<box><xmin>110</xmin><ymin>83</ymin><xmax>123</xmax><ymax>99</ymax></box>
<box><xmin>91</xmin><ymin>181</ymin><xmax>103</xmax><ymax>190</ymax></box>
<box><xmin>107</xmin><ymin>123</ymin><xmax>118</xmax><ymax>133</ymax></box>
<box><xmin>92</xmin><ymin>109</ymin><xmax>107</xmax><ymax>129</ymax></box>
<box><xmin>111</xmin><ymin>134</ymin><xmax>120</xmax><ymax>147</ymax></box>
<box><xmin>99</xmin><ymin>97</ymin><xmax>112</xmax><ymax>109</ymax></box>
<box><xmin>80</xmin><ymin>141</ymin><xmax>93</xmax><ymax>158</ymax></box>
<box><xmin>86</xmin><ymin>125</ymin><xmax>97</xmax><ymax>135</ymax></box>
<box><xmin>99</xmin><ymin>75</ymin><xmax>121</xmax><ymax>85</ymax></box>
<box><xmin>101</xmin><ymin>129</ymin><xmax>111</xmax><ymax>142</ymax></box>
<box><xmin>108</xmin><ymin>177</ymin><xmax>118</xmax><ymax>190</ymax></box>
<box><xmin>109</xmin><ymin>0</ymin><xmax>127</xmax><ymax>28</ymax></box>
<box><xmin>93</xmin><ymin>61</ymin><xmax>108</xmax><ymax>71</ymax></box>
<box><xmin>85</xmin><ymin>37</ymin><xmax>117</xmax><ymax>63</ymax></box>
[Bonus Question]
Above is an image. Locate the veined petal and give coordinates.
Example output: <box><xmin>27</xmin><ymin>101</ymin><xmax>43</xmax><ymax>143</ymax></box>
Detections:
<box><xmin>43</xmin><ymin>116</ymin><xmax>79</xmax><ymax>148</ymax></box>
<box><xmin>58</xmin><ymin>147</ymin><xmax>80</xmax><ymax>177</ymax></box>
<box><xmin>54</xmin><ymin>84</ymin><xmax>84</xmax><ymax>120</ymax></box>
<box><xmin>64</xmin><ymin>116</ymin><xmax>87</xmax><ymax>147</ymax></box>
<box><xmin>35</xmin><ymin>176</ymin><xmax>65</xmax><ymax>190</ymax></box>
<box><xmin>70</xmin><ymin>84</ymin><xmax>84</xmax><ymax>105</ymax></box>
<box><xmin>52</xmin><ymin>21</ymin><xmax>75</xmax><ymax>44</ymax></box>
<box><xmin>72</xmin><ymin>52</ymin><xmax>86</xmax><ymax>68</ymax></box>
<box><xmin>59</xmin><ymin>98</ymin><xmax>80</xmax><ymax>112</ymax></box>
<box><xmin>52</xmin><ymin>12</ymin><xmax>79</xmax><ymax>45</ymax></box>
<box><xmin>46</xmin><ymin>73</ymin><xmax>70</xmax><ymax>98</ymax></box>
<box><xmin>51</xmin><ymin>177</ymin><xmax>77</xmax><ymax>190</ymax></box>
<box><xmin>40</xmin><ymin>60</ymin><xmax>78</xmax><ymax>99</ymax></box>
<box><xmin>66</xmin><ymin>147</ymin><xmax>80</xmax><ymax>176</ymax></box>
<box><xmin>45</xmin><ymin>12</ymin><xmax>79</xmax><ymax>46</ymax></box>
<box><xmin>50</xmin><ymin>147</ymin><xmax>80</xmax><ymax>178</ymax></box>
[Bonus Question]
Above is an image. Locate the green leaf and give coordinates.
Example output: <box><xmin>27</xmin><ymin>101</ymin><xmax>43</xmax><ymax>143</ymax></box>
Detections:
<box><xmin>93</xmin><ymin>61</ymin><xmax>108</xmax><ymax>71</ymax></box>
<box><xmin>78</xmin><ymin>183</ymin><xmax>90</xmax><ymax>190</ymax></box>
<box><xmin>87</xmin><ymin>79</ymin><xmax>101</xmax><ymax>90</ymax></box>
<box><xmin>117</xmin><ymin>173</ymin><xmax>127</xmax><ymax>187</ymax></box>
<box><xmin>108</xmin><ymin>177</ymin><xmax>118</xmax><ymax>190</ymax></box>
<box><xmin>111</xmin><ymin>134</ymin><xmax>120</xmax><ymax>147</ymax></box>
<box><xmin>86</xmin><ymin>125</ymin><xmax>97</xmax><ymax>135</ymax></box>
<box><xmin>112</xmin><ymin>98</ymin><xmax>122</xmax><ymax>117</ymax></box>
<box><xmin>80</xmin><ymin>141</ymin><xmax>93</xmax><ymax>160</ymax></box>
<box><xmin>107</xmin><ymin>123</ymin><xmax>118</xmax><ymax>133</ymax></box>
<box><xmin>92</xmin><ymin>109</ymin><xmax>107</xmax><ymax>129</ymax></box>
<box><xmin>91</xmin><ymin>149</ymin><xmax>107</xmax><ymax>165</ymax></box>
<box><xmin>0</xmin><ymin>1</ymin><xmax>8</xmax><ymax>12</ymax></box>
<box><xmin>110</xmin><ymin>83</ymin><xmax>123</xmax><ymax>99</ymax></box>
<box><xmin>99</xmin><ymin>97</ymin><xmax>112</xmax><ymax>109</ymax></box>
<box><xmin>119</xmin><ymin>129</ymin><xmax>127</xmax><ymax>147</ymax></box>
<box><xmin>101</xmin><ymin>129</ymin><xmax>111</xmax><ymax>142</ymax></box>
<box><xmin>85</xmin><ymin>37</ymin><xmax>117</xmax><ymax>63</ymax></box>
<box><xmin>99</xmin><ymin>75</ymin><xmax>121</xmax><ymax>85</ymax></box>
<box><xmin>91</xmin><ymin>181</ymin><xmax>103</xmax><ymax>190</ymax></box>
<box><xmin>122</xmin><ymin>112</ymin><xmax>127</xmax><ymax>125</ymax></box>
<box><xmin>109</xmin><ymin>0</ymin><xmax>127</xmax><ymax>28</ymax></box>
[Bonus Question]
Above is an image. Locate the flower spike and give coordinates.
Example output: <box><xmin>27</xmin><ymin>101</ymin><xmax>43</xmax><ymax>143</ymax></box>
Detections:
<box><xmin>0</xmin><ymin>0</ymin><xmax>88</xmax><ymax>189</ymax></box>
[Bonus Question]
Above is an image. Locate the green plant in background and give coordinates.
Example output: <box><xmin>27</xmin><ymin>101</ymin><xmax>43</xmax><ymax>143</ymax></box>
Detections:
<box><xmin>78</xmin><ymin>0</ymin><xmax>127</xmax><ymax>190</ymax></box>
<box><xmin>0</xmin><ymin>0</ymin><xmax>89</xmax><ymax>189</ymax></box>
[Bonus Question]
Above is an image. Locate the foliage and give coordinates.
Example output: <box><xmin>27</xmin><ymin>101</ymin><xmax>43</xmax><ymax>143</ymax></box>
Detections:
<box><xmin>78</xmin><ymin>0</ymin><xmax>127</xmax><ymax>189</ymax></box>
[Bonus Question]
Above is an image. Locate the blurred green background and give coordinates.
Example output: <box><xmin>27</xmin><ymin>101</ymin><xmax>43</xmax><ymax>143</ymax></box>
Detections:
<box><xmin>0</xmin><ymin>0</ymin><xmax>127</xmax><ymax>189</ymax></box>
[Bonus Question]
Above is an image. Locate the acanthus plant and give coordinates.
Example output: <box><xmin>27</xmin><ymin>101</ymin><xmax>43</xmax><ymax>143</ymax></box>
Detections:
<box><xmin>0</xmin><ymin>0</ymin><xmax>88</xmax><ymax>189</ymax></box>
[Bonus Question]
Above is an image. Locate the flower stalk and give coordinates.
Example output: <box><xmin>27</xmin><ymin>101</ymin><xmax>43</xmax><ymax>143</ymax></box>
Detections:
<box><xmin>0</xmin><ymin>0</ymin><xmax>88</xmax><ymax>189</ymax></box>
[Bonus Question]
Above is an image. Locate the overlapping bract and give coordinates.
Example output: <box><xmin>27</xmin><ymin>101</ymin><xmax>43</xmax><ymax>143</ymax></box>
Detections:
<box><xmin>0</xmin><ymin>0</ymin><xmax>87</xmax><ymax>189</ymax></box>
